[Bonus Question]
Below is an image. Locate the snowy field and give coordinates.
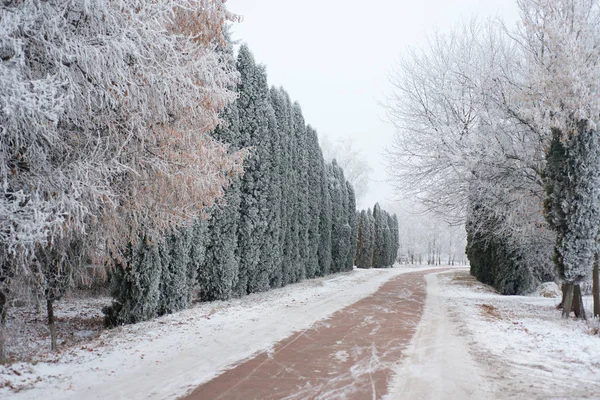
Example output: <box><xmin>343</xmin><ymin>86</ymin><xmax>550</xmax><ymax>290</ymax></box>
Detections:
<box><xmin>387</xmin><ymin>270</ymin><xmax>600</xmax><ymax>400</ymax></box>
<box><xmin>0</xmin><ymin>265</ymin><xmax>438</xmax><ymax>400</ymax></box>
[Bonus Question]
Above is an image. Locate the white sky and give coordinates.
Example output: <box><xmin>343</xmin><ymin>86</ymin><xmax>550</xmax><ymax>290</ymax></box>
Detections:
<box><xmin>226</xmin><ymin>0</ymin><xmax>520</xmax><ymax>209</ymax></box>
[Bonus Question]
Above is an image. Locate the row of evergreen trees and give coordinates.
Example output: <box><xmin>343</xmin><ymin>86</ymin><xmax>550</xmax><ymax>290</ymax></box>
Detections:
<box><xmin>104</xmin><ymin>45</ymin><xmax>359</xmax><ymax>326</ymax></box>
<box><xmin>355</xmin><ymin>204</ymin><xmax>399</xmax><ymax>268</ymax></box>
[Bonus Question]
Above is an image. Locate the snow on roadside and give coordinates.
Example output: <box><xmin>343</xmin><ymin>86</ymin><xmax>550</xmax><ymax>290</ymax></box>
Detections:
<box><xmin>1</xmin><ymin>265</ymin><xmax>437</xmax><ymax>400</ymax></box>
<box><xmin>392</xmin><ymin>269</ymin><xmax>600</xmax><ymax>400</ymax></box>
<box><xmin>384</xmin><ymin>269</ymin><xmax>493</xmax><ymax>399</ymax></box>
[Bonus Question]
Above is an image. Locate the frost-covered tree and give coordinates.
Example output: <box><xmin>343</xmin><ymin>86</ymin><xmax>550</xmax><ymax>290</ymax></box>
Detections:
<box><xmin>104</xmin><ymin>237</ymin><xmax>162</xmax><ymax>327</ymax></box>
<box><xmin>0</xmin><ymin>0</ymin><xmax>244</xmax><ymax>271</ymax></box>
<box><xmin>386</xmin><ymin>18</ymin><xmax>555</xmax><ymax>291</ymax></box>
<box><xmin>0</xmin><ymin>0</ymin><xmax>245</xmax><ymax>353</ymax></box>
<box><xmin>158</xmin><ymin>229</ymin><xmax>193</xmax><ymax>316</ymax></box>
<box><xmin>199</xmin><ymin>103</ymin><xmax>242</xmax><ymax>300</ymax></box>
<box><xmin>259</xmin><ymin>103</ymin><xmax>283</xmax><ymax>289</ymax></box>
<box><xmin>328</xmin><ymin>161</ymin><xmax>348</xmax><ymax>273</ymax></box>
<box><xmin>317</xmin><ymin>158</ymin><xmax>333</xmax><ymax>277</ymax></box>
<box><xmin>386</xmin><ymin>213</ymin><xmax>397</xmax><ymax>266</ymax></box>
<box><xmin>235</xmin><ymin>45</ymin><xmax>274</xmax><ymax>295</ymax></box>
<box><xmin>372</xmin><ymin>204</ymin><xmax>386</xmax><ymax>268</ymax></box>
<box><xmin>355</xmin><ymin>210</ymin><xmax>373</xmax><ymax>268</ymax></box>
<box><xmin>346</xmin><ymin>183</ymin><xmax>358</xmax><ymax>269</ymax></box>
<box><xmin>320</xmin><ymin>136</ymin><xmax>373</xmax><ymax>204</ymax></box>
<box><xmin>306</xmin><ymin>126</ymin><xmax>324</xmax><ymax>279</ymax></box>
<box><xmin>391</xmin><ymin>214</ymin><xmax>400</xmax><ymax>264</ymax></box>
<box><xmin>34</xmin><ymin>236</ymin><xmax>85</xmax><ymax>351</ymax></box>
<box><xmin>291</xmin><ymin>103</ymin><xmax>310</xmax><ymax>282</ymax></box>
<box><xmin>518</xmin><ymin>0</ymin><xmax>600</xmax><ymax>318</ymax></box>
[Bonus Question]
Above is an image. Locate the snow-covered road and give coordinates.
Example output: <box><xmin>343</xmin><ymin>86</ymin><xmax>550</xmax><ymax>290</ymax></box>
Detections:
<box><xmin>1</xmin><ymin>265</ymin><xmax>442</xmax><ymax>400</ymax></box>
<box><xmin>6</xmin><ymin>266</ymin><xmax>598</xmax><ymax>400</ymax></box>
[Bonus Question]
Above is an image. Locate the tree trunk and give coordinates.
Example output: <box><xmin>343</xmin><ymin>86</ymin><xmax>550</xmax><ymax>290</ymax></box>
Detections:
<box><xmin>47</xmin><ymin>298</ymin><xmax>57</xmax><ymax>352</ymax></box>
<box><xmin>0</xmin><ymin>289</ymin><xmax>7</xmax><ymax>363</ymax></box>
<box><xmin>557</xmin><ymin>283</ymin><xmax>567</xmax><ymax>309</ymax></box>
<box><xmin>562</xmin><ymin>282</ymin><xmax>575</xmax><ymax>319</ymax></box>
<box><xmin>594</xmin><ymin>252</ymin><xmax>600</xmax><ymax>318</ymax></box>
<box><xmin>572</xmin><ymin>284</ymin><xmax>586</xmax><ymax>320</ymax></box>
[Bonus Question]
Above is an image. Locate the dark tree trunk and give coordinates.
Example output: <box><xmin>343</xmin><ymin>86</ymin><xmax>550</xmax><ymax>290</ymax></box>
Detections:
<box><xmin>0</xmin><ymin>289</ymin><xmax>7</xmax><ymax>363</ymax></box>
<box><xmin>572</xmin><ymin>284</ymin><xmax>586</xmax><ymax>320</ymax></box>
<box><xmin>557</xmin><ymin>283</ymin><xmax>568</xmax><ymax>309</ymax></box>
<box><xmin>594</xmin><ymin>253</ymin><xmax>600</xmax><ymax>318</ymax></box>
<box><xmin>562</xmin><ymin>282</ymin><xmax>575</xmax><ymax>319</ymax></box>
<box><xmin>47</xmin><ymin>298</ymin><xmax>57</xmax><ymax>352</ymax></box>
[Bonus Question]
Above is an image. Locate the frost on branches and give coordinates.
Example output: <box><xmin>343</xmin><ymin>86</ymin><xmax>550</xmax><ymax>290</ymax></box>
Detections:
<box><xmin>0</xmin><ymin>0</ymin><xmax>244</xmax><ymax>273</ymax></box>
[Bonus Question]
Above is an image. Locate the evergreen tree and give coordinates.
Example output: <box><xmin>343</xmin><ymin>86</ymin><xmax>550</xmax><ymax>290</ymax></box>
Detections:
<box><xmin>328</xmin><ymin>161</ymin><xmax>350</xmax><ymax>272</ymax></box>
<box><xmin>544</xmin><ymin>124</ymin><xmax>600</xmax><ymax>317</ymax></box>
<box><xmin>391</xmin><ymin>214</ymin><xmax>400</xmax><ymax>265</ymax></box>
<box><xmin>158</xmin><ymin>228</ymin><xmax>192</xmax><ymax>315</ymax></box>
<box><xmin>372</xmin><ymin>203</ymin><xmax>386</xmax><ymax>268</ymax></box>
<box><xmin>317</xmin><ymin>156</ymin><xmax>333</xmax><ymax>277</ymax></box>
<box><xmin>365</xmin><ymin>209</ymin><xmax>375</xmax><ymax>268</ymax></box>
<box><xmin>292</xmin><ymin>103</ymin><xmax>310</xmax><ymax>282</ymax></box>
<box><xmin>263</xmin><ymin>104</ymin><xmax>284</xmax><ymax>289</ymax></box>
<box><xmin>355</xmin><ymin>210</ymin><xmax>369</xmax><ymax>268</ymax></box>
<box><xmin>345</xmin><ymin>182</ymin><xmax>358</xmax><ymax>269</ymax></box>
<box><xmin>306</xmin><ymin>126</ymin><xmax>323</xmax><ymax>278</ymax></box>
<box><xmin>198</xmin><ymin>100</ymin><xmax>242</xmax><ymax>300</ymax></box>
<box><xmin>235</xmin><ymin>45</ymin><xmax>273</xmax><ymax>295</ymax></box>
<box><xmin>270</xmin><ymin>88</ymin><xmax>296</xmax><ymax>287</ymax></box>
<box><xmin>386</xmin><ymin>213</ymin><xmax>396</xmax><ymax>266</ymax></box>
<box><xmin>104</xmin><ymin>236</ymin><xmax>162</xmax><ymax>326</ymax></box>
<box><xmin>355</xmin><ymin>210</ymin><xmax>364</xmax><ymax>265</ymax></box>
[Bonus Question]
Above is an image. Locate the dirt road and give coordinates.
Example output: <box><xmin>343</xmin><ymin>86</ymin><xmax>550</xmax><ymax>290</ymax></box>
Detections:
<box><xmin>183</xmin><ymin>269</ymin><xmax>446</xmax><ymax>400</ymax></box>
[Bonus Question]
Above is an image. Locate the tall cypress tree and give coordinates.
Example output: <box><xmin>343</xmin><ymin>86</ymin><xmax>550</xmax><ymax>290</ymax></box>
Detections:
<box><xmin>270</xmin><ymin>88</ymin><xmax>296</xmax><ymax>287</ymax></box>
<box><xmin>305</xmin><ymin>126</ymin><xmax>323</xmax><ymax>278</ymax></box>
<box><xmin>346</xmin><ymin>182</ymin><xmax>358</xmax><ymax>270</ymax></box>
<box><xmin>372</xmin><ymin>203</ymin><xmax>386</xmax><ymax>268</ymax></box>
<box><xmin>235</xmin><ymin>45</ymin><xmax>273</xmax><ymax>295</ymax></box>
<box><xmin>317</xmin><ymin>156</ymin><xmax>333</xmax><ymax>277</ymax></box>
<box><xmin>291</xmin><ymin>103</ymin><xmax>310</xmax><ymax>282</ymax></box>
<box><xmin>198</xmin><ymin>89</ymin><xmax>242</xmax><ymax>300</ymax></box>
<box><xmin>104</xmin><ymin>236</ymin><xmax>162</xmax><ymax>326</ymax></box>
<box><xmin>159</xmin><ymin>228</ymin><xmax>192</xmax><ymax>315</ymax></box>
<box><xmin>356</xmin><ymin>210</ymin><xmax>373</xmax><ymax>268</ymax></box>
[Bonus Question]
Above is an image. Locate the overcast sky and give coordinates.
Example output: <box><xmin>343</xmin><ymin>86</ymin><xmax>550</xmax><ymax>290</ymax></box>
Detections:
<box><xmin>226</xmin><ymin>0</ymin><xmax>520</xmax><ymax>209</ymax></box>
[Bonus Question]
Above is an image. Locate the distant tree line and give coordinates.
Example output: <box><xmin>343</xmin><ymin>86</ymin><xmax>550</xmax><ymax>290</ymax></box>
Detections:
<box><xmin>355</xmin><ymin>204</ymin><xmax>399</xmax><ymax>268</ymax></box>
<box><xmin>104</xmin><ymin>44</ymin><xmax>360</xmax><ymax>326</ymax></box>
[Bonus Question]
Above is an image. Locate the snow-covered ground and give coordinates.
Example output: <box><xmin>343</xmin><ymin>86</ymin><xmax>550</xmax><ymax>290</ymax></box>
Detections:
<box><xmin>387</xmin><ymin>269</ymin><xmax>600</xmax><ymax>399</ymax></box>
<box><xmin>0</xmin><ymin>265</ymin><xmax>437</xmax><ymax>400</ymax></box>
